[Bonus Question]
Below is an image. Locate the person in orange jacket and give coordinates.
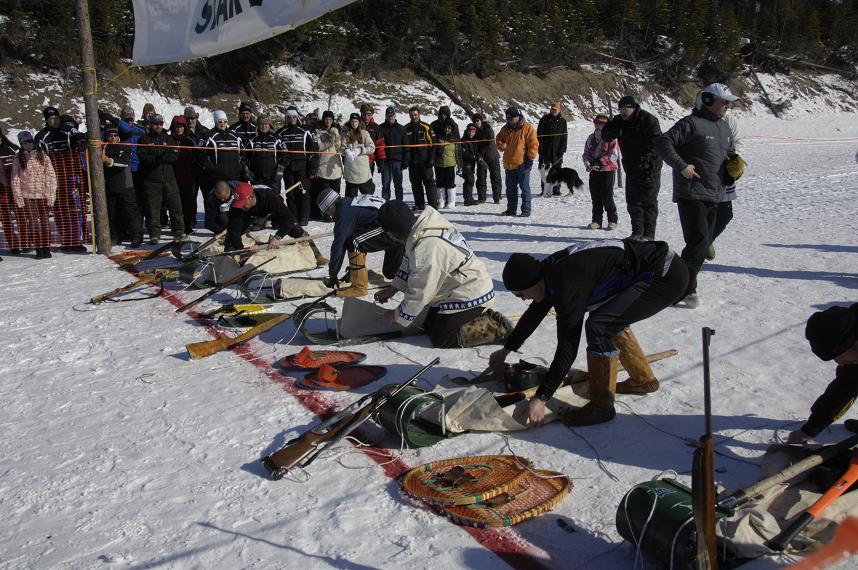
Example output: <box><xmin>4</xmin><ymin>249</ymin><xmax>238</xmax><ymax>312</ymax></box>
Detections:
<box><xmin>496</xmin><ymin>107</ymin><xmax>539</xmax><ymax>217</ymax></box>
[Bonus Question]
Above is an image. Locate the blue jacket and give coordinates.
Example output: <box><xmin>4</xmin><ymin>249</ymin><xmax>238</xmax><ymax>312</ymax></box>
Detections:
<box><xmin>328</xmin><ymin>194</ymin><xmax>385</xmax><ymax>279</ymax></box>
<box><xmin>115</xmin><ymin>120</ymin><xmax>146</xmax><ymax>172</ymax></box>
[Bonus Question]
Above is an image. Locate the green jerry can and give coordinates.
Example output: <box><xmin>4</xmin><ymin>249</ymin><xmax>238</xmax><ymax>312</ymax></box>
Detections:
<box><xmin>374</xmin><ymin>384</ymin><xmax>458</xmax><ymax>448</ymax></box>
<box><xmin>616</xmin><ymin>478</ymin><xmax>702</xmax><ymax>569</ymax></box>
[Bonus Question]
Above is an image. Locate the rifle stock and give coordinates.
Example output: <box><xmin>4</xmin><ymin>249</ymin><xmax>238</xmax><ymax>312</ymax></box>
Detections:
<box><xmin>693</xmin><ymin>327</ymin><xmax>718</xmax><ymax>569</ymax></box>
<box><xmin>262</xmin><ymin>357</ymin><xmax>440</xmax><ymax>480</ymax></box>
<box><xmin>89</xmin><ymin>269</ymin><xmax>175</xmax><ymax>304</ymax></box>
<box><xmin>118</xmin><ymin>240</ymin><xmax>176</xmax><ymax>268</ymax></box>
<box><xmin>186</xmin><ymin>311</ymin><xmax>292</xmax><ymax>360</ymax></box>
<box><xmin>175</xmin><ymin>257</ymin><xmax>274</xmax><ymax>313</ymax></box>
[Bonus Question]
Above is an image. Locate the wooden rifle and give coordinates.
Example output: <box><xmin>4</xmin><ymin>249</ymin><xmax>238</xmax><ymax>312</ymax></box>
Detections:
<box><xmin>692</xmin><ymin>327</ymin><xmax>718</xmax><ymax>569</ymax></box>
<box><xmin>89</xmin><ymin>268</ymin><xmax>177</xmax><ymax>304</ymax></box>
<box><xmin>261</xmin><ymin>357</ymin><xmax>440</xmax><ymax>480</ymax></box>
<box><xmin>185</xmin><ymin>291</ymin><xmax>334</xmax><ymax>360</ymax></box>
<box><xmin>118</xmin><ymin>239</ymin><xmax>180</xmax><ymax>268</ymax></box>
<box><xmin>200</xmin><ymin>231</ymin><xmax>333</xmax><ymax>259</ymax></box>
<box><xmin>174</xmin><ymin>230</ymin><xmax>226</xmax><ymax>261</ymax></box>
<box><xmin>175</xmin><ymin>257</ymin><xmax>274</xmax><ymax>313</ymax></box>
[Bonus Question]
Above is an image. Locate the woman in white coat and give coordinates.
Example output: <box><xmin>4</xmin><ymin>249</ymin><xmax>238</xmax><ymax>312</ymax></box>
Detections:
<box><xmin>339</xmin><ymin>113</ymin><xmax>375</xmax><ymax>197</ymax></box>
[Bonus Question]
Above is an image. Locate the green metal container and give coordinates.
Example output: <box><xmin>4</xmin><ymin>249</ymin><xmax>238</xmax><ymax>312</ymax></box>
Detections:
<box><xmin>374</xmin><ymin>384</ymin><xmax>457</xmax><ymax>448</ymax></box>
<box><xmin>616</xmin><ymin>479</ymin><xmax>699</xmax><ymax>569</ymax></box>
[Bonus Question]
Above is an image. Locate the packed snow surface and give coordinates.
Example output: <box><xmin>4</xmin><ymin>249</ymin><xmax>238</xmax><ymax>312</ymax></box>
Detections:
<box><xmin>1</xmin><ymin>110</ymin><xmax>857</xmax><ymax>569</ymax></box>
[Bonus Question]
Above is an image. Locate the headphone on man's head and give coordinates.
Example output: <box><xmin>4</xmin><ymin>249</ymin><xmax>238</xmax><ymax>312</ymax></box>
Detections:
<box><xmin>701</xmin><ymin>91</ymin><xmax>716</xmax><ymax>107</ymax></box>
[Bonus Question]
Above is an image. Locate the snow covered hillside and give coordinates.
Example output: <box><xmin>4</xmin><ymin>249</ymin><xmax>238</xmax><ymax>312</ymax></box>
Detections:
<box><xmin>1</xmin><ymin>109</ymin><xmax>857</xmax><ymax>569</ymax></box>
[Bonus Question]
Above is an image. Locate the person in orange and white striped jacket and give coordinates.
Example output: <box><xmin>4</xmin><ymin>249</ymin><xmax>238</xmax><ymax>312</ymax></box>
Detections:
<box><xmin>11</xmin><ymin>131</ymin><xmax>57</xmax><ymax>258</ymax></box>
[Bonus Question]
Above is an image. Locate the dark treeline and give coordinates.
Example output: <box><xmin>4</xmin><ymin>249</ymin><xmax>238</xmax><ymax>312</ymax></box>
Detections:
<box><xmin>2</xmin><ymin>0</ymin><xmax>857</xmax><ymax>88</ymax></box>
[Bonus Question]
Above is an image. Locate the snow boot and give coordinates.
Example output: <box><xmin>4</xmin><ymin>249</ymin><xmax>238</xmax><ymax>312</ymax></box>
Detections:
<box><xmin>559</xmin><ymin>351</ymin><xmax>617</xmax><ymax>426</ymax></box>
<box><xmin>607</xmin><ymin>222</ymin><xmax>619</xmax><ymax>231</ymax></box>
<box><xmin>587</xmin><ymin>222</ymin><xmax>601</xmax><ymax>230</ymax></box>
<box><xmin>457</xmin><ymin>309</ymin><xmax>514</xmax><ymax>347</ymax></box>
<box><xmin>706</xmin><ymin>244</ymin><xmax>716</xmax><ymax>261</ymax></box>
<box><xmin>614</xmin><ymin>328</ymin><xmax>659</xmax><ymax>394</ymax></box>
<box><xmin>336</xmin><ymin>252</ymin><xmax>368</xmax><ymax>298</ymax></box>
<box><xmin>446</xmin><ymin>186</ymin><xmax>456</xmax><ymax>210</ymax></box>
<box><xmin>684</xmin><ymin>292</ymin><xmax>702</xmax><ymax>309</ymax></box>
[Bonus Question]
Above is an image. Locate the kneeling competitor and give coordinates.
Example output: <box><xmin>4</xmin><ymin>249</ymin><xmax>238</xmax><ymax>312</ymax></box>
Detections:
<box><xmin>373</xmin><ymin>200</ymin><xmax>512</xmax><ymax>348</ymax></box>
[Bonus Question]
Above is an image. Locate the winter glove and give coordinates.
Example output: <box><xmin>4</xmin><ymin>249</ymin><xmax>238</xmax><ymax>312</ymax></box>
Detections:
<box><xmin>323</xmin><ymin>276</ymin><xmax>339</xmax><ymax>289</ymax></box>
<box><xmin>726</xmin><ymin>153</ymin><xmax>747</xmax><ymax>180</ymax></box>
<box><xmin>523</xmin><ymin>158</ymin><xmax>533</xmax><ymax>170</ymax></box>
<box><xmin>344</xmin><ymin>148</ymin><xmax>356</xmax><ymax>162</ymax></box>
<box><xmin>376</xmin><ymin>159</ymin><xmax>385</xmax><ymax>172</ymax></box>
<box><xmin>401</xmin><ymin>162</ymin><xmax>408</xmax><ymax>171</ymax></box>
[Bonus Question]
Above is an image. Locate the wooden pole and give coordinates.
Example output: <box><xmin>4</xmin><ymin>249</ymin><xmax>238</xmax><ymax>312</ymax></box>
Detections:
<box><xmin>75</xmin><ymin>0</ymin><xmax>112</xmax><ymax>255</ymax></box>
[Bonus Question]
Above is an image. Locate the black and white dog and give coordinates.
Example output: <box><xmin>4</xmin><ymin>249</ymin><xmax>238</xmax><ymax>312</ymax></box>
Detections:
<box><xmin>545</xmin><ymin>167</ymin><xmax>585</xmax><ymax>195</ymax></box>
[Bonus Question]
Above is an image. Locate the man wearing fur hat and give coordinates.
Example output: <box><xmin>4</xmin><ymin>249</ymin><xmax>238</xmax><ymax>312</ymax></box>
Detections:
<box><xmin>788</xmin><ymin>303</ymin><xmax>858</xmax><ymax>444</ymax></box>
<box><xmin>537</xmin><ymin>102</ymin><xmax>568</xmax><ymax>196</ymax></box>
<box><xmin>317</xmin><ymin>188</ymin><xmax>403</xmax><ymax>298</ymax></box>
<box><xmin>655</xmin><ymin>83</ymin><xmax>737</xmax><ymax>309</ymax></box>
<box><xmin>490</xmin><ymin>239</ymin><xmax>688</xmax><ymax>426</ymax></box>
<box><xmin>373</xmin><ymin>201</ymin><xmax>512</xmax><ymax>348</ymax></box>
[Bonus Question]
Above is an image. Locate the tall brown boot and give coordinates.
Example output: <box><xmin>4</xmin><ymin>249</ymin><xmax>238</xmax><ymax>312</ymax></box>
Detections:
<box><xmin>336</xmin><ymin>251</ymin><xmax>368</xmax><ymax>298</ymax></box>
<box><xmin>614</xmin><ymin>328</ymin><xmax>659</xmax><ymax>394</ymax></box>
<box><xmin>560</xmin><ymin>351</ymin><xmax>617</xmax><ymax>426</ymax></box>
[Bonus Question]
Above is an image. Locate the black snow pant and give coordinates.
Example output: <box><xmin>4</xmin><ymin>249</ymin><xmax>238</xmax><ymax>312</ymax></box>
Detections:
<box><xmin>711</xmin><ymin>201</ymin><xmax>734</xmax><ymax>243</ymax></box>
<box><xmin>802</xmin><ymin>364</ymin><xmax>858</xmax><ymax>437</ymax></box>
<box><xmin>283</xmin><ymin>170</ymin><xmax>311</xmax><ymax>225</ymax></box>
<box><xmin>144</xmin><ymin>180</ymin><xmax>184</xmax><ymax>240</ymax></box>
<box><xmin>107</xmin><ymin>188</ymin><xmax>143</xmax><ymax>244</ymax></box>
<box><xmin>424</xmin><ymin>306</ymin><xmax>485</xmax><ymax>349</ymax></box>
<box><xmin>178</xmin><ymin>183</ymin><xmax>198</xmax><ymax>233</ymax></box>
<box><xmin>677</xmin><ymin>199</ymin><xmax>718</xmax><ymax>295</ymax></box>
<box><xmin>625</xmin><ymin>166</ymin><xmax>661</xmax><ymax>239</ymax></box>
<box><xmin>351</xmin><ymin>225</ymin><xmax>405</xmax><ymax>280</ymax></box>
<box><xmin>585</xmin><ymin>256</ymin><xmax>689</xmax><ymax>354</ymax></box>
<box><xmin>409</xmin><ymin>164</ymin><xmax>438</xmax><ymax>210</ymax></box>
<box><xmin>589</xmin><ymin>171</ymin><xmax>618</xmax><ymax>225</ymax></box>
<box><xmin>477</xmin><ymin>156</ymin><xmax>503</xmax><ymax>203</ymax></box>
<box><xmin>344</xmin><ymin>179</ymin><xmax>375</xmax><ymax>197</ymax></box>
<box><xmin>462</xmin><ymin>160</ymin><xmax>477</xmax><ymax>203</ymax></box>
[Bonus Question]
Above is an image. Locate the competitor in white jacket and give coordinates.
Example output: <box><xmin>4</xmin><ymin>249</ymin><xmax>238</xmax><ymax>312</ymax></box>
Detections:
<box><xmin>373</xmin><ymin>200</ymin><xmax>513</xmax><ymax>348</ymax></box>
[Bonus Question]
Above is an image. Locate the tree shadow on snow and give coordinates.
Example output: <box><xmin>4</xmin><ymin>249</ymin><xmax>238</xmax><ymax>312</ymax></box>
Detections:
<box><xmin>763</xmin><ymin>243</ymin><xmax>858</xmax><ymax>254</ymax></box>
<box><xmin>704</xmin><ymin>263</ymin><xmax>858</xmax><ymax>289</ymax></box>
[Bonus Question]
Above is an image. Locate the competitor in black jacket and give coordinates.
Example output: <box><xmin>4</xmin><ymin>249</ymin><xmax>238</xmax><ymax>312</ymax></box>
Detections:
<box><xmin>490</xmin><ymin>239</ymin><xmax>688</xmax><ymax>426</ymax></box>
<box><xmin>137</xmin><ymin>115</ymin><xmax>185</xmax><ymax>243</ymax></box>
<box><xmin>318</xmin><ymin>189</ymin><xmax>403</xmax><ymax>298</ymax></box>
<box><xmin>472</xmin><ymin>114</ymin><xmax>502</xmax><ymax>203</ymax></box>
<box><xmin>276</xmin><ymin>107</ymin><xmax>318</xmax><ymax>226</ymax></box>
<box><xmin>536</xmin><ymin>103</ymin><xmax>568</xmax><ymax>196</ymax></box>
<box><xmin>229</xmin><ymin>102</ymin><xmax>257</xmax><ymax>147</ymax></box>
<box><xmin>404</xmin><ymin>107</ymin><xmax>438</xmax><ymax>210</ymax></box>
<box><xmin>788</xmin><ymin>303</ymin><xmax>858</xmax><ymax>444</ymax></box>
<box><xmin>225</xmin><ymin>183</ymin><xmax>304</xmax><ymax>251</ymax></box>
<box><xmin>101</xmin><ymin>126</ymin><xmax>142</xmax><ymax>246</ymax></box>
<box><xmin>34</xmin><ymin>106</ymin><xmax>87</xmax><ymax>251</ymax></box>
<box><xmin>198</xmin><ymin>110</ymin><xmax>246</xmax><ymax>201</ymax></box>
<box><xmin>601</xmin><ymin>96</ymin><xmax>663</xmax><ymax>241</ymax></box>
<box><xmin>247</xmin><ymin>116</ymin><xmax>281</xmax><ymax>188</ymax></box>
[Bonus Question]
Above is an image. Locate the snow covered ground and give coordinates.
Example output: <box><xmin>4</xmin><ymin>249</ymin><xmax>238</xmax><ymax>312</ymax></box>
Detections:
<box><xmin>1</xmin><ymin>110</ymin><xmax>857</xmax><ymax>570</ymax></box>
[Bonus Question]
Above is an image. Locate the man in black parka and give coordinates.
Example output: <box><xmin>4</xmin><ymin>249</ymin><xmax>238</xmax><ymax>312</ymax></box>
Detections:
<box><xmin>601</xmin><ymin>96</ymin><xmax>663</xmax><ymax>241</ymax></box>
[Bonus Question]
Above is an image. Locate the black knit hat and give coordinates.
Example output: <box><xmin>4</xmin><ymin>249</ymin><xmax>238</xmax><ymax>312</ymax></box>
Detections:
<box><xmin>322</xmin><ymin>110</ymin><xmax>335</xmax><ymax>120</ymax></box>
<box><xmin>618</xmin><ymin>96</ymin><xmax>637</xmax><ymax>109</ymax></box>
<box><xmin>43</xmin><ymin>106</ymin><xmax>60</xmax><ymax>119</ymax></box>
<box><xmin>238</xmin><ymin>101</ymin><xmax>253</xmax><ymax>113</ymax></box>
<box><xmin>502</xmin><ymin>253</ymin><xmax>542</xmax><ymax>292</ymax></box>
<box><xmin>377</xmin><ymin>200</ymin><xmax>416</xmax><ymax>239</ymax></box>
<box><xmin>505</xmin><ymin>107</ymin><xmax>521</xmax><ymax>119</ymax></box>
<box><xmin>805</xmin><ymin>303</ymin><xmax>858</xmax><ymax>361</ymax></box>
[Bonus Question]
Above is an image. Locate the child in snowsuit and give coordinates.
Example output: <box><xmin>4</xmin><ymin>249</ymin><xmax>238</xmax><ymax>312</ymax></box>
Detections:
<box><xmin>582</xmin><ymin>114</ymin><xmax>620</xmax><ymax>230</ymax></box>
<box><xmin>460</xmin><ymin>123</ymin><xmax>480</xmax><ymax>206</ymax></box>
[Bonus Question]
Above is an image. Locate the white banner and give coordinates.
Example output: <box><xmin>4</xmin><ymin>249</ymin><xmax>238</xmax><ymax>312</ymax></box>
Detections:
<box><xmin>132</xmin><ymin>0</ymin><xmax>356</xmax><ymax>66</ymax></box>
